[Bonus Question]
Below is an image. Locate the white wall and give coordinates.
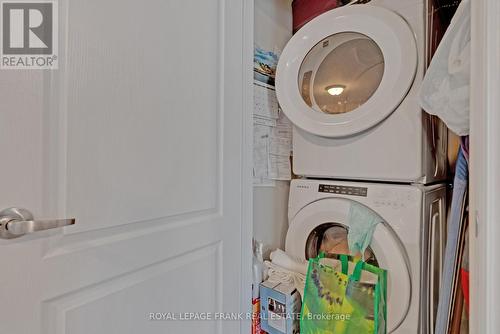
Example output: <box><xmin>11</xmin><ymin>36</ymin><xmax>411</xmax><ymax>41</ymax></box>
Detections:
<box><xmin>469</xmin><ymin>0</ymin><xmax>500</xmax><ymax>332</ymax></box>
<box><xmin>253</xmin><ymin>0</ymin><xmax>293</xmax><ymax>253</ymax></box>
<box><xmin>254</xmin><ymin>0</ymin><xmax>293</xmax><ymax>55</ymax></box>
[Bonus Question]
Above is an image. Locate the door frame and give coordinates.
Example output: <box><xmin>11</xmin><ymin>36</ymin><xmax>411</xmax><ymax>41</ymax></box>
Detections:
<box><xmin>240</xmin><ymin>0</ymin><xmax>254</xmax><ymax>332</ymax></box>
<box><xmin>239</xmin><ymin>0</ymin><xmax>500</xmax><ymax>331</ymax></box>
<box><xmin>469</xmin><ymin>0</ymin><xmax>500</xmax><ymax>332</ymax></box>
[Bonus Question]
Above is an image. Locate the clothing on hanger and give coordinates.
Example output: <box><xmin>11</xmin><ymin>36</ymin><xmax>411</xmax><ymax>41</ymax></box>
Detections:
<box><xmin>419</xmin><ymin>0</ymin><xmax>470</xmax><ymax>136</ymax></box>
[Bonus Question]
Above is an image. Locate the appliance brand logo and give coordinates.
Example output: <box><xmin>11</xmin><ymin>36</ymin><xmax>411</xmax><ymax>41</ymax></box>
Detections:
<box><xmin>1</xmin><ymin>0</ymin><xmax>58</xmax><ymax>69</ymax></box>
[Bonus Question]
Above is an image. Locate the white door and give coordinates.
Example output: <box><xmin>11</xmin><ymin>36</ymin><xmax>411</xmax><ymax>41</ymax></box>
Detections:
<box><xmin>0</xmin><ymin>1</ymin><xmax>251</xmax><ymax>333</ymax></box>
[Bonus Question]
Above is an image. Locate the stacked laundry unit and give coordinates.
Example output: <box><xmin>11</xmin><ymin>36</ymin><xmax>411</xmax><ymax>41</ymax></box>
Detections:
<box><xmin>275</xmin><ymin>1</ymin><xmax>448</xmax><ymax>333</ymax></box>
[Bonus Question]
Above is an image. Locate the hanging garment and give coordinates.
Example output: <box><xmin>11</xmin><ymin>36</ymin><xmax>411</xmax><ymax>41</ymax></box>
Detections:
<box><xmin>347</xmin><ymin>203</ymin><xmax>381</xmax><ymax>259</ymax></box>
<box><xmin>292</xmin><ymin>0</ymin><xmax>340</xmax><ymax>33</ymax></box>
<box><xmin>435</xmin><ymin>148</ymin><xmax>468</xmax><ymax>334</ymax></box>
<box><xmin>461</xmin><ymin>135</ymin><xmax>469</xmax><ymax>162</ymax></box>
<box><xmin>419</xmin><ymin>0</ymin><xmax>470</xmax><ymax>136</ymax></box>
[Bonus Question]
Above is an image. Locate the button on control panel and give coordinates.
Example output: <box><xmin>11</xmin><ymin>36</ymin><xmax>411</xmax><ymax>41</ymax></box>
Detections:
<box><xmin>318</xmin><ymin>184</ymin><xmax>368</xmax><ymax>197</ymax></box>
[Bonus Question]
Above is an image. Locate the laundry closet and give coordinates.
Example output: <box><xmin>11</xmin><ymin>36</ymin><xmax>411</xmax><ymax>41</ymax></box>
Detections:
<box><xmin>251</xmin><ymin>1</ymin><xmax>468</xmax><ymax>334</ymax></box>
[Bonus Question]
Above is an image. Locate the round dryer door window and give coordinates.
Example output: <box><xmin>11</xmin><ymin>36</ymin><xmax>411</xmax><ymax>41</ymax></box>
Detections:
<box><xmin>285</xmin><ymin>197</ymin><xmax>411</xmax><ymax>332</ymax></box>
<box><xmin>276</xmin><ymin>5</ymin><xmax>417</xmax><ymax>137</ymax></box>
<box><xmin>299</xmin><ymin>32</ymin><xmax>385</xmax><ymax>115</ymax></box>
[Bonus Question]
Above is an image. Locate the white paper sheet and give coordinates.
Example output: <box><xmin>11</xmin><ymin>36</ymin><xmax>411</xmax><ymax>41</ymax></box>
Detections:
<box><xmin>254</xmin><ymin>82</ymin><xmax>280</xmax><ymax>120</ymax></box>
<box><xmin>269</xmin><ymin>136</ymin><xmax>292</xmax><ymax>157</ymax></box>
<box><xmin>254</xmin><ymin>116</ymin><xmax>277</xmax><ymax>127</ymax></box>
<box><xmin>253</xmin><ymin>125</ymin><xmax>270</xmax><ymax>179</ymax></box>
<box><xmin>268</xmin><ymin>154</ymin><xmax>292</xmax><ymax>181</ymax></box>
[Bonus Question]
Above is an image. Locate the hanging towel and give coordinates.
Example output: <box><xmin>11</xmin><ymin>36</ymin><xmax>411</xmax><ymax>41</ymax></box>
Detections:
<box><xmin>419</xmin><ymin>0</ymin><xmax>470</xmax><ymax>136</ymax></box>
<box><xmin>435</xmin><ymin>148</ymin><xmax>468</xmax><ymax>334</ymax></box>
<box><xmin>347</xmin><ymin>202</ymin><xmax>380</xmax><ymax>259</ymax></box>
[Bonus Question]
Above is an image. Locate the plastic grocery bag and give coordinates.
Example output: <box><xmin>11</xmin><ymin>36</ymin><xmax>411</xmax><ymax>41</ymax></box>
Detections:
<box><xmin>300</xmin><ymin>253</ymin><xmax>387</xmax><ymax>334</ymax></box>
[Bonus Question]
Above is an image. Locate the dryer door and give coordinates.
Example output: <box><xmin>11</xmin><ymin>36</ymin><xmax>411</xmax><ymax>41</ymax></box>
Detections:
<box><xmin>285</xmin><ymin>197</ymin><xmax>411</xmax><ymax>333</ymax></box>
<box><xmin>276</xmin><ymin>5</ymin><xmax>417</xmax><ymax>138</ymax></box>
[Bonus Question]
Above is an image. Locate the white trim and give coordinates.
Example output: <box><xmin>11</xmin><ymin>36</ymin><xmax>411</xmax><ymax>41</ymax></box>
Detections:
<box><xmin>239</xmin><ymin>0</ymin><xmax>254</xmax><ymax>332</ymax></box>
<box><xmin>469</xmin><ymin>0</ymin><xmax>500</xmax><ymax>332</ymax></box>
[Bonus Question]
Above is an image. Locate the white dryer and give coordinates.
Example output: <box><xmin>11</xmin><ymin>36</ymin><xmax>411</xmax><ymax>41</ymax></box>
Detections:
<box><xmin>276</xmin><ymin>0</ymin><xmax>447</xmax><ymax>183</ymax></box>
<box><xmin>285</xmin><ymin>179</ymin><xmax>446</xmax><ymax>333</ymax></box>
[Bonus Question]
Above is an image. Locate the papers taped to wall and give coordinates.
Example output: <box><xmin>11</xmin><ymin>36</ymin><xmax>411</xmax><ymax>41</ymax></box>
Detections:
<box><xmin>253</xmin><ymin>95</ymin><xmax>292</xmax><ymax>185</ymax></box>
<box><xmin>253</xmin><ymin>46</ymin><xmax>292</xmax><ymax>186</ymax></box>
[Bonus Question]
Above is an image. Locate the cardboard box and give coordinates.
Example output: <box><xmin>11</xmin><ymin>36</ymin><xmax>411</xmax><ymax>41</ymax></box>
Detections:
<box><xmin>260</xmin><ymin>281</ymin><xmax>301</xmax><ymax>334</ymax></box>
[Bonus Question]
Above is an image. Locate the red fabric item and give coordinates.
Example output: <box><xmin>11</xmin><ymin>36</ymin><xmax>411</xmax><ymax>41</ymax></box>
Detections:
<box><xmin>292</xmin><ymin>0</ymin><xmax>340</xmax><ymax>33</ymax></box>
<box><xmin>460</xmin><ymin>269</ymin><xmax>470</xmax><ymax>313</ymax></box>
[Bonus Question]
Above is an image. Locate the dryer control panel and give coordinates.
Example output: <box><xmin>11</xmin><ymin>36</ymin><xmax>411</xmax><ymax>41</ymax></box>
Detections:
<box><xmin>318</xmin><ymin>184</ymin><xmax>368</xmax><ymax>197</ymax></box>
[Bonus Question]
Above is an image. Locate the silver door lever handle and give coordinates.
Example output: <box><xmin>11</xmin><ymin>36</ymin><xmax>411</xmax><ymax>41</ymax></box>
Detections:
<box><xmin>0</xmin><ymin>207</ymin><xmax>75</xmax><ymax>239</ymax></box>
<box><xmin>6</xmin><ymin>218</ymin><xmax>75</xmax><ymax>235</ymax></box>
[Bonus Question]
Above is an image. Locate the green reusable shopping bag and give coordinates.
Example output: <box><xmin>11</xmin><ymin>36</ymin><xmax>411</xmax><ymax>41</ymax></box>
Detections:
<box><xmin>300</xmin><ymin>253</ymin><xmax>387</xmax><ymax>334</ymax></box>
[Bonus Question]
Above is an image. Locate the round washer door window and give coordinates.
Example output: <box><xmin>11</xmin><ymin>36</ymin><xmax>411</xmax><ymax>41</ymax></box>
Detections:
<box><xmin>276</xmin><ymin>5</ymin><xmax>417</xmax><ymax>138</ymax></box>
<box><xmin>285</xmin><ymin>198</ymin><xmax>411</xmax><ymax>332</ymax></box>
<box><xmin>305</xmin><ymin>222</ymin><xmax>378</xmax><ymax>266</ymax></box>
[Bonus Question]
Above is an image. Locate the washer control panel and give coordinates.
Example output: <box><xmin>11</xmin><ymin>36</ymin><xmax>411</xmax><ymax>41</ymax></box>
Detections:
<box><xmin>318</xmin><ymin>184</ymin><xmax>368</xmax><ymax>197</ymax></box>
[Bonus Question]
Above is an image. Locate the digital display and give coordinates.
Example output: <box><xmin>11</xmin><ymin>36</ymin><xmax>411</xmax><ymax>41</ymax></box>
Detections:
<box><xmin>318</xmin><ymin>184</ymin><xmax>368</xmax><ymax>197</ymax></box>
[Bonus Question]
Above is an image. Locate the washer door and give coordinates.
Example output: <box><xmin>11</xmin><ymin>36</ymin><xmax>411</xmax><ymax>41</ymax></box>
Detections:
<box><xmin>285</xmin><ymin>198</ymin><xmax>411</xmax><ymax>332</ymax></box>
<box><xmin>276</xmin><ymin>5</ymin><xmax>417</xmax><ymax>138</ymax></box>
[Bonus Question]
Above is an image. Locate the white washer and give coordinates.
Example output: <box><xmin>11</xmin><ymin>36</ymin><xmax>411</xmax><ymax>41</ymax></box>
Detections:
<box><xmin>276</xmin><ymin>0</ymin><xmax>447</xmax><ymax>183</ymax></box>
<box><xmin>285</xmin><ymin>179</ymin><xmax>446</xmax><ymax>333</ymax></box>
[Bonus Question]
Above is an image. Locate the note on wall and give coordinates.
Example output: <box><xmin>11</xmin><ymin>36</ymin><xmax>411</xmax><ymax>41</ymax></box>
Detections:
<box><xmin>252</xmin><ymin>45</ymin><xmax>292</xmax><ymax>186</ymax></box>
<box><xmin>253</xmin><ymin>124</ymin><xmax>275</xmax><ymax>186</ymax></box>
